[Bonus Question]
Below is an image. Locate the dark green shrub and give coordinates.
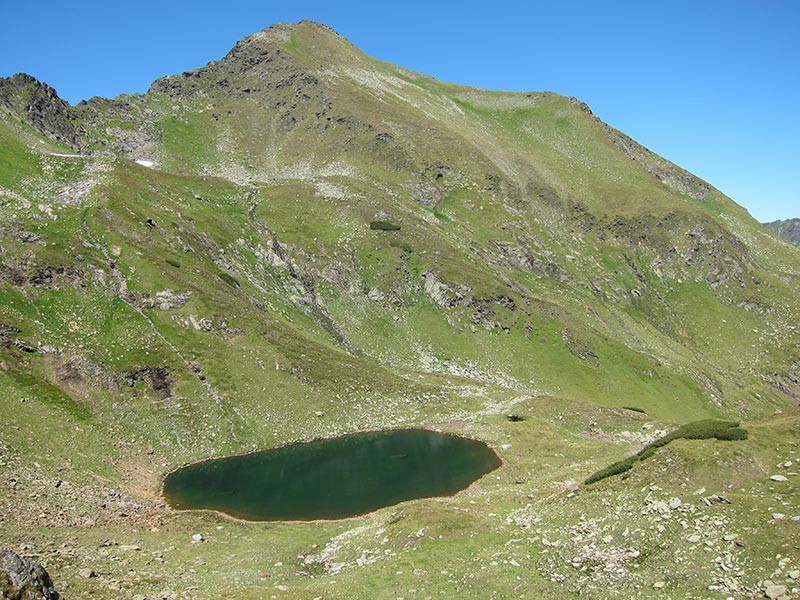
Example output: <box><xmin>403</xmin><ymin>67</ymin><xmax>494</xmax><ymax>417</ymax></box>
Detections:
<box><xmin>671</xmin><ymin>420</ymin><xmax>747</xmax><ymax>441</ymax></box>
<box><xmin>218</xmin><ymin>272</ymin><xmax>240</xmax><ymax>288</ymax></box>
<box><xmin>622</xmin><ymin>406</ymin><xmax>646</xmax><ymax>414</ymax></box>
<box><xmin>369</xmin><ymin>220</ymin><xmax>401</xmax><ymax>231</ymax></box>
<box><xmin>584</xmin><ymin>420</ymin><xmax>747</xmax><ymax>485</ymax></box>
<box><xmin>584</xmin><ymin>456</ymin><xmax>637</xmax><ymax>485</ymax></box>
<box><xmin>637</xmin><ymin>446</ymin><xmax>657</xmax><ymax>461</ymax></box>
<box><xmin>165</xmin><ymin>258</ymin><xmax>181</xmax><ymax>268</ymax></box>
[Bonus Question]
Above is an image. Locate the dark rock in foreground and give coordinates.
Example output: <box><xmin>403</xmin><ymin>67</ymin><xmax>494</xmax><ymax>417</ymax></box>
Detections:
<box><xmin>0</xmin><ymin>549</ymin><xmax>60</xmax><ymax>600</ymax></box>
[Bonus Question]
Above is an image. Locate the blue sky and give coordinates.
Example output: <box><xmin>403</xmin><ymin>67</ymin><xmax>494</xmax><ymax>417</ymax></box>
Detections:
<box><xmin>2</xmin><ymin>0</ymin><xmax>798</xmax><ymax>221</ymax></box>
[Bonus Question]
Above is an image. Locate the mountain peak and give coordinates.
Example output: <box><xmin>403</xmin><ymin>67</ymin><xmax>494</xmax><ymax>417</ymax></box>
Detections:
<box><xmin>296</xmin><ymin>19</ymin><xmax>344</xmax><ymax>36</ymax></box>
<box><xmin>0</xmin><ymin>72</ymin><xmax>84</xmax><ymax>147</ymax></box>
<box><xmin>146</xmin><ymin>20</ymin><xmax>353</xmax><ymax>99</ymax></box>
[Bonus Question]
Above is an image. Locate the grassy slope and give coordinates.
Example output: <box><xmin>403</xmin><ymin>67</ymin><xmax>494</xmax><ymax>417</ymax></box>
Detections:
<box><xmin>1</xmin><ymin>21</ymin><xmax>799</xmax><ymax>599</ymax></box>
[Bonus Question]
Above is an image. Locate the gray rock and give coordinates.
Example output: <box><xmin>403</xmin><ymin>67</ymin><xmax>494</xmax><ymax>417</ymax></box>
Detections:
<box><xmin>421</xmin><ymin>271</ymin><xmax>465</xmax><ymax>308</ymax></box>
<box><xmin>77</xmin><ymin>567</ymin><xmax>95</xmax><ymax>578</ymax></box>
<box><xmin>141</xmin><ymin>289</ymin><xmax>192</xmax><ymax>311</ymax></box>
<box><xmin>769</xmin><ymin>474</ymin><xmax>788</xmax><ymax>482</ymax></box>
<box><xmin>701</xmin><ymin>494</ymin><xmax>731</xmax><ymax>505</ymax></box>
<box><xmin>650</xmin><ymin>500</ymin><xmax>671</xmax><ymax>515</ymax></box>
<box><xmin>764</xmin><ymin>584</ymin><xmax>786</xmax><ymax>599</ymax></box>
<box><xmin>0</xmin><ymin>548</ymin><xmax>60</xmax><ymax>599</ymax></box>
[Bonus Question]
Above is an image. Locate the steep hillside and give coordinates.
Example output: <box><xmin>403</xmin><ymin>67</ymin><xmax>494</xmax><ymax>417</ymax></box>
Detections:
<box><xmin>0</xmin><ymin>20</ymin><xmax>798</xmax><ymax>600</ymax></box>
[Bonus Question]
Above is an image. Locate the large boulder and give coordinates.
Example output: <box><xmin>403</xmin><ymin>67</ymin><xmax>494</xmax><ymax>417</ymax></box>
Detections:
<box><xmin>0</xmin><ymin>549</ymin><xmax>60</xmax><ymax>600</ymax></box>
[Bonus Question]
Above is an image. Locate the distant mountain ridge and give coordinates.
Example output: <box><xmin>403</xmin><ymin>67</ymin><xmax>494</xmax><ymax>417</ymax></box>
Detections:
<box><xmin>764</xmin><ymin>217</ymin><xmax>800</xmax><ymax>246</ymax></box>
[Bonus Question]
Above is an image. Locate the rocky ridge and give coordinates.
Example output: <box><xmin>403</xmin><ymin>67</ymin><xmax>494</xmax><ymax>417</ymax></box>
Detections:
<box><xmin>0</xmin><ymin>74</ymin><xmax>84</xmax><ymax>149</ymax></box>
<box><xmin>765</xmin><ymin>218</ymin><xmax>800</xmax><ymax>247</ymax></box>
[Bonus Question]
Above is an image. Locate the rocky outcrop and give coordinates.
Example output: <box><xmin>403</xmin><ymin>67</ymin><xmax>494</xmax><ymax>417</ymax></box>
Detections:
<box><xmin>406</xmin><ymin>164</ymin><xmax>465</xmax><ymax>207</ymax></box>
<box><xmin>74</xmin><ymin>94</ymin><xmax>161</xmax><ymax>158</ymax></box>
<box><xmin>0</xmin><ymin>257</ymin><xmax>87</xmax><ymax>291</ymax></box>
<box><xmin>0</xmin><ymin>549</ymin><xmax>60</xmax><ymax>600</ymax></box>
<box><xmin>139</xmin><ymin>289</ymin><xmax>192</xmax><ymax>311</ymax></box>
<box><xmin>766</xmin><ymin>361</ymin><xmax>800</xmax><ymax>401</ymax></box>
<box><xmin>422</xmin><ymin>271</ymin><xmax>467</xmax><ymax>308</ymax></box>
<box><xmin>147</xmin><ymin>24</ymin><xmax>320</xmax><ymax>105</ymax></box>
<box><xmin>48</xmin><ymin>351</ymin><xmax>176</xmax><ymax>400</ymax></box>
<box><xmin>764</xmin><ymin>218</ymin><xmax>800</xmax><ymax>247</ymax></box>
<box><xmin>0</xmin><ymin>74</ymin><xmax>84</xmax><ymax>149</ymax></box>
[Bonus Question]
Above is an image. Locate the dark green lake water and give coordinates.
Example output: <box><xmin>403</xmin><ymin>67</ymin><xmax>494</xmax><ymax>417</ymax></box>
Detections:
<box><xmin>162</xmin><ymin>429</ymin><xmax>501</xmax><ymax>521</ymax></box>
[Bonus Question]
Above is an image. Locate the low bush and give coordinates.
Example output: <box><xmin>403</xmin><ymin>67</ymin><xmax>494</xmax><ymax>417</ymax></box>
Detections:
<box><xmin>585</xmin><ymin>420</ymin><xmax>747</xmax><ymax>485</ymax></box>
<box><xmin>668</xmin><ymin>419</ymin><xmax>747</xmax><ymax>442</ymax></box>
<box><xmin>584</xmin><ymin>456</ymin><xmax>637</xmax><ymax>485</ymax></box>
<box><xmin>369</xmin><ymin>220</ymin><xmax>401</xmax><ymax>231</ymax></box>
<box><xmin>218</xmin><ymin>272</ymin><xmax>240</xmax><ymax>288</ymax></box>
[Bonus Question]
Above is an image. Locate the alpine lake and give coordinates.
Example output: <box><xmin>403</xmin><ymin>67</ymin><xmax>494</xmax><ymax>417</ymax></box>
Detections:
<box><xmin>162</xmin><ymin>429</ymin><xmax>502</xmax><ymax>521</ymax></box>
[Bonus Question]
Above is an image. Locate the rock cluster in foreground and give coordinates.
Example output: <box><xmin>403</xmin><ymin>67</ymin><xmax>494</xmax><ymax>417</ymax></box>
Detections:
<box><xmin>1</xmin><ymin>549</ymin><xmax>60</xmax><ymax>600</ymax></box>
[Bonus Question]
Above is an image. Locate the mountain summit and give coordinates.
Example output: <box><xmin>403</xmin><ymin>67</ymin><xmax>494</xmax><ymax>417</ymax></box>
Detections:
<box><xmin>147</xmin><ymin>21</ymin><xmax>342</xmax><ymax>99</ymax></box>
<box><xmin>0</xmin><ymin>20</ymin><xmax>798</xmax><ymax>600</ymax></box>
